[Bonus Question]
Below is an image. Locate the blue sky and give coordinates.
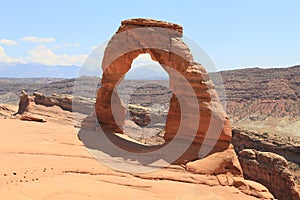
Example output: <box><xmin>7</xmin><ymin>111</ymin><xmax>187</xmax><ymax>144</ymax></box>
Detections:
<box><xmin>0</xmin><ymin>0</ymin><xmax>299</xmax><ymax>70</ymax></box>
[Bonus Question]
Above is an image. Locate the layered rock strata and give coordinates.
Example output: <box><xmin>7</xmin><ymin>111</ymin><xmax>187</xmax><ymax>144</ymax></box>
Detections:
<box><xmin>239</xmin><ymin>149</ymin><xmax>300</xmax><ymax>200</ymax></box>
<box><xmin>15</xmin><ymin>91</ymin><xmax>94</xmax><ymax>115</ymax></box>
<box><xmin>232</xmin><ymin>128</ymin><xmax>300</xmax><ymax>165</ymax></box>
<box><xmin>95</xmin><ymin>18</ymin><xmax>233</xmax><ymax>162</ymax></box>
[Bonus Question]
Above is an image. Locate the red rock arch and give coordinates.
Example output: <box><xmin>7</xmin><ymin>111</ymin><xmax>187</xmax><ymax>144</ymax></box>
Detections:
<box><xmin>95</xmin><ymin>18</ymin><xmax>232</xmax><ymax>162</ymax></box>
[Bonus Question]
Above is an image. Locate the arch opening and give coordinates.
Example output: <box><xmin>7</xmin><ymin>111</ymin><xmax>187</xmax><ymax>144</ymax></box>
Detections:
<box><xmin>116</xmin><ymin>53</ymin><xmax>172</xmax><ymax>145</ymax></box>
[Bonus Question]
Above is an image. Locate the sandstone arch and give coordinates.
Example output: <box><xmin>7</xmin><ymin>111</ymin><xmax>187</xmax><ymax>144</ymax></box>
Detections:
<box><xmin>96</xmin><ymin>18</ymin><xmax>233</xmax><ymax>162</ymax></box>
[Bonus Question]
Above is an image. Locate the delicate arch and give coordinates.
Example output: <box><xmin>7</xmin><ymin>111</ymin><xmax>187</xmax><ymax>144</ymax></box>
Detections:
<box><xmin>95</xmin><ymin>18</ymin><xmax>232</xmax><ymax>162</ymax></box>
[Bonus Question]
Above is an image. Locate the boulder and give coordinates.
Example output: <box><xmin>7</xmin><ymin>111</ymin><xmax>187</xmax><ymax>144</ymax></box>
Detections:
<box><xmin>186</xmin><ymin>148</ymin><xmax>242</xmax><ymax>176</ymax></box>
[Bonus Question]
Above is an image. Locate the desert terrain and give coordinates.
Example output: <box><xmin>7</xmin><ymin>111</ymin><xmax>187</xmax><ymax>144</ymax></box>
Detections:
<box><xmin>1</xmin><ymin>1</ymin><xmax>299</xmax><ymax>199</ymax></box>
<box><xmin>0</xmin><ymin>103</ymin><xmax>268</xmax><ymax>200</ymax></box>
<box><xmin>0</xmin><ymin>65</ymin><xmax>299</xmax><ymax>199</ymax></box>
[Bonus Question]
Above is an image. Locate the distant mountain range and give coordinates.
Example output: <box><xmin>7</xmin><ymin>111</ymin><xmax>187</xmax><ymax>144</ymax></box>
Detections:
<box><xmin>0</xmin><ymin>62</ymin><xmax>168</xmax><ymax>80</ymax></box>
<box><xmin>124</xmin><ymin>64</ymin><xmax>168</xmax><ymax>80</ymax></box>
<box><xmin>0</xmin><ymin>62</ymin><xmax>80</xmax><ymax>78</ymax></box>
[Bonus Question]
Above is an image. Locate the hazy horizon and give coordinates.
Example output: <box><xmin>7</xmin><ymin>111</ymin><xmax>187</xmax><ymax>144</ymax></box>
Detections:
<box><xmin>0</xmin><ymin>61</ymin><xmax>298</xmax><ymax>79</ymax></box>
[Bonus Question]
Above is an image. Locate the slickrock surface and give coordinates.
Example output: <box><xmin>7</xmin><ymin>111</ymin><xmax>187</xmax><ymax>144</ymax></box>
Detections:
<box><xmin>0</xmin><ymin>107</ymin><xmax>272</xmax><ymax>199</ymax></box>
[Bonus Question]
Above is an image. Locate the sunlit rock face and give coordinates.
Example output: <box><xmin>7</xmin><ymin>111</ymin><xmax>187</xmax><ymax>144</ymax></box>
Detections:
<box><xmin>96</xmin><ymin>18</ymin><xmax>233</xmax><ymax>163</ymax></box>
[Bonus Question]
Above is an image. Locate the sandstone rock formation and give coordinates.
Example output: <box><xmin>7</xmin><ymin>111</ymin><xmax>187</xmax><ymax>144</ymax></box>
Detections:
<box><xmin>239</xmin><ymin>149</ymin><xmax>300</xmax><ymax>200</ymax></box>
<box><xmin>15</xmin><ymin>89</ymin><xmax>30</xmax><ymax>115</ymax></box>
<box><xmin>127</xmin><ymin>104</ymin><xmax>168</xmax><ymax>128</ymax></box>
<box><xmin>232</xmin><ymin>128</ymin><xmax>300</xmax><ymax>165</ymax></box>
<box><xmin>95</xmin><ymin>18</ymin><xmax>233</xmax><ymax>163</ymax></box>
<box><xmin>128</xmin><ymin>104</ymin><xmax>151</xmax><ymax>127</ymax></box>
<box><xmin>16</xmin><ymin>91</ymin><xmax>95</xmax><ymax>115</ymax></box>
<box><xmin>232</xmin><ymin>128</ymin><xmax>300</xmax><ymax>199</ymax></box>
<box><xmin>34</xmin><ymin>92</ymin><xmax>94</xmax><ymax>115</ymax></box>
<box><xmin>12</xmin><ymin>91</ymin><xmax>94</xmax><ymax>127</ymax></box>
